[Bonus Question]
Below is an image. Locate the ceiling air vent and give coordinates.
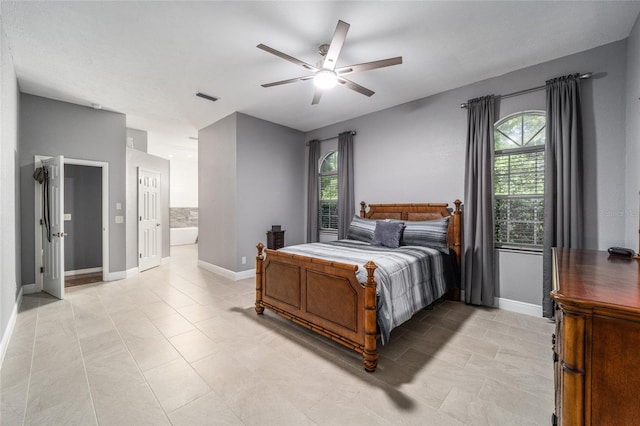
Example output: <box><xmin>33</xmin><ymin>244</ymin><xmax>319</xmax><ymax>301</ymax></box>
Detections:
<box><xmin>195</xmin><ymin>92</ymin><xmax>219</xmax><ymax>102</ymax></box>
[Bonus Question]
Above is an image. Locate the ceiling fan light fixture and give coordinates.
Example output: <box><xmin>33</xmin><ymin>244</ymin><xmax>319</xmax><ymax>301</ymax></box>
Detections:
<box><xmin>314</xmin><ymin>69</ymin><xmax>338</xmax><ymax>89</ymax></box>
<box><xmin>258</xmin><ymin>20</ymin><xmax>401</xmax><ymax>104</ymax></box>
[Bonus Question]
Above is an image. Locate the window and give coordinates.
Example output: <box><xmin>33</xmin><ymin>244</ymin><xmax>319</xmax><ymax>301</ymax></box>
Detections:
<box><xmin>319</xmin><ymin>151</ymin><xmax>338</xmax><ymax>231</ymax></box>
<box><xmin>494</xmin><ymin>111</ymin><xmax>545</xmax><ymax>248</ymax></box>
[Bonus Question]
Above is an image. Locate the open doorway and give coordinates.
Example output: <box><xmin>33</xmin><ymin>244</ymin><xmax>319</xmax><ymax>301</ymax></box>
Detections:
<box><xmin>63</xmin><ymin>164</ymin><xmax>103</xmax><ymax>286</ymax></box>
<box><xmin>34</xmin><ymin>155</ymin><xmax>109</xmax><ymax>299</ymax></box>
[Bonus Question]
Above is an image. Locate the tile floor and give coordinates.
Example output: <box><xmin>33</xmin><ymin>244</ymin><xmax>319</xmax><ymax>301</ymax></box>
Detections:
<box><xmin>1</xmin><ymin>244</ymin><xmax>555</xmax><ymax>425</ymax></box>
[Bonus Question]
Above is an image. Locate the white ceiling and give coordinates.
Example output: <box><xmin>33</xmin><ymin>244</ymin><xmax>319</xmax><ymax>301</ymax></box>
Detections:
<box><xmin>2</xmin><ymin>1</ymin><xmax>639</xmax><ymax>155</ymax></box>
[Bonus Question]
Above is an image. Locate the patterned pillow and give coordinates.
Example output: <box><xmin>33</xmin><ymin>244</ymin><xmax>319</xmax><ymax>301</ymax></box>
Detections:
<box><xmin>372</xmin><ymin>221</ymin><xmax>405</xmax><ymax>248</ymax></box>
<box><xmin>401</xmin><ymin>217</ymin><xmax>450</xmax><ymax>253</ymax></box>
<box><xmin>346</xmin><ymin>216</ymin><xmax>376</xmax><ymax>243</ymax></box>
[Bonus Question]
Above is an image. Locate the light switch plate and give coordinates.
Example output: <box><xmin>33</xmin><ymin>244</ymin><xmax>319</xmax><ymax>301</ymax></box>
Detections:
<box><xmin>115</xmin><ymin>215</ymin><xmax>124</xmax><ymax>224</ymax></box>
<box><xmin>116</xmin><ymin>203</ymin><xmax>122</xmax><ymax>210</ymax></box>
<box><xmin>64</xmin><ymin>213</ymin><xmax>72</xmax><ymax>221</ymax></box>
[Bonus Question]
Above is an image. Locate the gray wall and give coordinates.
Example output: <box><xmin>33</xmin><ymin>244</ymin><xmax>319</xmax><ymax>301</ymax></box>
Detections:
<box><xmin>305</xmin><ymin>40</ymin><xmax>629</xmax><ymax>307</ymax></box>
<box><xmin>63</xmin><ymin>164</ymin><xmax>102</xmax><ymax>271</ymax></box>
<box><xmin>19</xmin><ymin>94</ymin><xmax>126</xmax><ymax>284</ymax></box>
<box><xmin>1</xmin><ymin>18</ymin><xmax>21</xmax><ymax>353</ymax></box>
<box><xmin>125</xmin><ymin>147</ymin><xmax>170</xmax><ymax>270</ymax></box>
<box><xmin>496</xmin><ymin>251</ymin><xmax>542</xmax><ymax>306</ymax></box>
<box><xmin>199</xmin><ymin>113</ymin><xmax>237</xmax><ymax>271</ymax></box>
<box><xmin>236</xmin><ymin>113</ymin><xmax>305</xmax><ymax>271</ymax></box>
<box><xmin>126</xmin><ymin>128</ymin><xmax>148</xmax><ymax>153</ymax></box>
<box><xmin>626</xmin><ymin>15</ymin><xmax>640</xmax><ymax>249</ymax></box>
<box><xmin>198</xmin><ymin>112</ymin><xmax>305</xmax><ymax>273</ymax></box>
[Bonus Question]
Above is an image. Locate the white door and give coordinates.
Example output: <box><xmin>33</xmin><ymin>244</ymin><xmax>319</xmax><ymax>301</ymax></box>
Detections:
<box><xmin>42</xmin><ymin>155</ymin><xmax>65</xmax><ymax>299</ymax></box>
<box><xmin>138</xmin><ymin>169</ymin><xmax>161</xmax><ymax>271</ymax></box>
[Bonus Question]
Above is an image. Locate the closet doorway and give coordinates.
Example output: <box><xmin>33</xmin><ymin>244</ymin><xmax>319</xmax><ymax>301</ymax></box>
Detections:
<box><xmin>63</xmin><ymin>164</ymin><xmax>103</xmax><ymax>286</ymax></box>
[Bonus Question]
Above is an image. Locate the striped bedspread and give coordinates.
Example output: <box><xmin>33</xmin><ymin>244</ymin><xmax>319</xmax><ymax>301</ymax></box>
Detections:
<box><xmin>278</xmin><ymin>240</ymin><xmax>453</xmax><ymax>345</ymax></box>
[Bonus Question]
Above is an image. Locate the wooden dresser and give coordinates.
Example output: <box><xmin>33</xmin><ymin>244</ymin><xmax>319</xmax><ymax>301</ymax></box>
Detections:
<box><xmin>551</xmin><ymin>248</ymin><xmax>640</xmax><ymax>425</ymax></box>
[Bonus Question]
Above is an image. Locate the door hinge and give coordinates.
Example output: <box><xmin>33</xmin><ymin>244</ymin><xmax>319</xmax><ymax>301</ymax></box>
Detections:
<box><xmin>40</xmin><ymin>266</ymin><xmax>44</xmax><ymax>273</ymax></box>
<box><xmin>40</xmin><ymin>219</ymin><xmax>43</xmax><ymax>225</ymax></box>
<box><xmin>140</xmin><ymin>253</ymin><xmax>142</xmax><ymax>259</ymax></box>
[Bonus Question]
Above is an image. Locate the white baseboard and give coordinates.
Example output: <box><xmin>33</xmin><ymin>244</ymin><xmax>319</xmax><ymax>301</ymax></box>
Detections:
<box><xmin>126</xmin><ymin>267</ymin><xmax>139</xmax><ymax>278</ymax></box>
<box><xmin>198</xmin><ymin>260</ymin><xmax>255</xmax><ymax>281</ymax></box>
<box><xmin>236</xmin><ymin>269</ymin><xmax>256</xmax><ymax>280</ymax></box>
<box><xmin>494</xmin><ymin>297</ymin><xmax>542</xmax><ymax>317</ymax></box>
<box><xmin>161</xmin><ymin>256</ymin><xmax>170</xmax><ymax>265</ymax></box>
<box><xmin>22</xmin><ymin>283</ymin><xmax>39</xmax><ymax>295</ymax></box>
<box><xmin>458</xmin><ymin>290</ymin><xmax>541</xmax><ymax>317</ymax></box>
<box><xmin>104</xmin><ymin>270</ymin><xmax>126</xmax><ymax>281</ymax></box>
<box><xmin>64</xmin><ymin>267</ymin><xmax>103</xmax><ymax>277</ymax></box>
<box><xmin>198</xmin><ymin>260</ymin><xmax>235</xmax><ymax>280</ymax></box>
<box><xmin>1</xmin><ymin>286</ymin><xmax>23</xmax><ymax>368</ymax></box>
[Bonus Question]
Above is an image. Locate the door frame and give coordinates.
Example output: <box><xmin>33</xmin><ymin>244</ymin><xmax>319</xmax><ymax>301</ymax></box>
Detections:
<box><xmin>34</xmin><ymin>155</ymin><xmax>110</xmax><ymax>292</ymax></box>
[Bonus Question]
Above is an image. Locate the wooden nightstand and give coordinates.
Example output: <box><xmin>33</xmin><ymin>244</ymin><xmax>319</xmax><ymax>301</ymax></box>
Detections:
<box><xmin>266</xmin><ymin>230</ymin><xmax>285</xmax><ymax>250</ymax></box>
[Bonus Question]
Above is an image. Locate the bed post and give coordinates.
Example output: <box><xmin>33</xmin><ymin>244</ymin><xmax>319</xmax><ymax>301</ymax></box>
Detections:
<box><xmin>447</xmin><ymin>199</ymin><xmax>463</xmax><ymax>301</ymax></box>
<box><xmin>363</xmin><ymin>260</ymin><xmax>378</xmax><ymax>372</ymax></box>
<box><xmin>360</xmin><ymin>201</ymin><xmax>367</xmax><ymax>218</ymax></box>
<box><xmin>452</xmin><ymin>199</ymin><xmax>462</xmax><ymax>265</ymax></box>
<box><xmin>255</xmin><ymin>242</ymin><xmax>265</xmax><ymax>314</ymax></box>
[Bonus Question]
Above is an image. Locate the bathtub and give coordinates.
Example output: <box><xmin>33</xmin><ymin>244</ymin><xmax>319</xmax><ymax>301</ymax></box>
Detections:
<box><xmin>170</xmin><ymin>227</ymin><xmax>198</xmax><ymax>246</ymax></box>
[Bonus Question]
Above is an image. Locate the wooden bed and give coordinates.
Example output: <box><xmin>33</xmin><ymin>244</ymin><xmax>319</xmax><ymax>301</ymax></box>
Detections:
<box><xmin>255</xmin><ymin>200</ymin><xmax>462</xmax><ymax>372</ymax></box>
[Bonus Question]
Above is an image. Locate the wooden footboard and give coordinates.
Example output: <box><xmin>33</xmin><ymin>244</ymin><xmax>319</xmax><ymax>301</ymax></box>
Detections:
<box><xmin>255</xmin><ymin>243</ymin><xmax>379</xmax><ymax>372</ymax></box>
<box><xmin>255</xmin><ymin>199</ymin><xmax>462</xmax><ymax>372</ymax></box>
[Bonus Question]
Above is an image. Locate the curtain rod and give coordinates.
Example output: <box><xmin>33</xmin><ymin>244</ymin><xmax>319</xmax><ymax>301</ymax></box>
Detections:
<box><xmin>306</xmin><ymin>131</ymin><xmax>356</xmax><ymax>146</ymax></box>
<box><xmin>459</xmin><ymin>73</ymin><xmax>592</xmax><ymax>109</ymax></box>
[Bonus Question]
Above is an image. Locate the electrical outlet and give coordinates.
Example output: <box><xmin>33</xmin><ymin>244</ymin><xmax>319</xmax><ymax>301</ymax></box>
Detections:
<box><xmin>241</xmin><ymin>256</ymin><xmax>246</xmax><ymax>265</ymax></box>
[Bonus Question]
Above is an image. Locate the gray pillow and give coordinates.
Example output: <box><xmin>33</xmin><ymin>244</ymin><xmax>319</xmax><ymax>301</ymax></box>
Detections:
<box><xmin>346</xmin><ymin>216</ymin><xmax>377</xmax><ymax>243</ymax></box>
<box><xmin>401</xmin><ymin>217</ymin><xmax>450</xmax><ymax>253</ymax></box>
<box><xmin>372</xmin><ymin>221</ymin><xmax>405</xmax><ymax>248</ymax></box>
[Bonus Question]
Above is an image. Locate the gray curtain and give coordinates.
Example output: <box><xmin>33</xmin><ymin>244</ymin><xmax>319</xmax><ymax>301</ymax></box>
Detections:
<box><xmin>463</xmin><ymin>95</ymin><xmax>496</xmax><ymax>306</ymax></box>
<box><xmin>338</xmin><ymin>131</ymin><xmax>355</xmax><ymax>239</ymax></box>
<box><xmin>542</xmin><ymin>74</ymin><xmax>584</xmax><ymax>317</ymax></box>
<box><xmin>307</xmin><ymin>140</ymin><xmax>320</xmax><ymax>242</ymax></box>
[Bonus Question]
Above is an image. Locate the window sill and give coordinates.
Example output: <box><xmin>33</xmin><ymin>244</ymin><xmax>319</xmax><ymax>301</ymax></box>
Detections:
<box><xmin>495</xmin><ymin>245</ymin><xmax>543</xmax><ymax>255</ymax></box>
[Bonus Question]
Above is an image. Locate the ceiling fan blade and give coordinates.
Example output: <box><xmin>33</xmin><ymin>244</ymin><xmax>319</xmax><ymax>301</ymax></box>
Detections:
<box><xmin>336</xmin><ymin>56</ymin><xmax>403</xmax><ymax>76</ymax></box>
<box><xmin>323</xmin><ymin>20</ymin><xmax>350</xmax><ymax>70</ymax></box>
<box><xmin>261</xmin><ymin>75</ymin><xmax>314</xmax><ymax>88</ymax></box>
<box><xmin>257</xmin><ymin>44</ymin><xmax>317</xmax><ymax>71</ymax></box>
<box><xmin>311</xmin><ymin>88</ymin><xmax>323</xmax><ymax>105</ymax></box>
<box><xmin>337</xmin><ymin>77</ymin><xmax>375</xmax><ymax>97</ymax></box>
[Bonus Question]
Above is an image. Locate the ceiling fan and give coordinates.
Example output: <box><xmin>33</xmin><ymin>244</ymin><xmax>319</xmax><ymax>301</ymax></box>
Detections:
<box><xmin>257</xmin><ymin>20</ymin><xmax>402</xmax><ymax>105</ymax></box>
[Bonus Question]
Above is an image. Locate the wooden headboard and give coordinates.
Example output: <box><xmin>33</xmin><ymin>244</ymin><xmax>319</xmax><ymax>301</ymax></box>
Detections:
<box><xmin>359</xmin><ymin>200</ymin><xmax>463</xmax><ymax>265</ymax></box>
